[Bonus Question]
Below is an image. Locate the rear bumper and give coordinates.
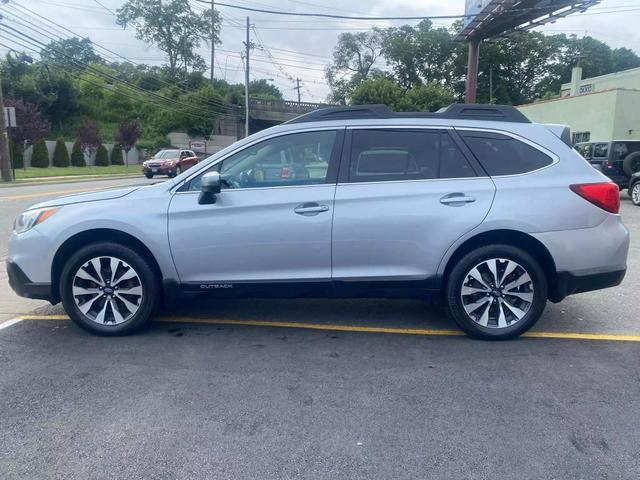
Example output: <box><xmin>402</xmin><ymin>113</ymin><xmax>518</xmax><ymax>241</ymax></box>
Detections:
<box><xmin>551</xmin><ymin>268</ymin><xmax>626</xmax><ymax>302</ymax></box>
<box><xmin>6</xmin><ymin>261</ymin><xmax>54</xmax><ymax>302</ymax></box>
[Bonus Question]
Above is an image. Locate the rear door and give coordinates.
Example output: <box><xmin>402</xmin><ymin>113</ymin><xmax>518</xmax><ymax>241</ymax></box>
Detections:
<box><xmin>331</xmin><ymin>127</ymin><xmax>495</xmax><ymax>284</ymax></box>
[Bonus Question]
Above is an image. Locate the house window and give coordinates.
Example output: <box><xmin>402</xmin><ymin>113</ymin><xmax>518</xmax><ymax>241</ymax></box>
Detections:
<box><xmin>572</xmin><ymin>132</ymin><xmax>590</xmax><ymax>145</ymax></box>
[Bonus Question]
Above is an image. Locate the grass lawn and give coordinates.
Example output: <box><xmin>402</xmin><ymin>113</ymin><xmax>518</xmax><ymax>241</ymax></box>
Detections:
<box><xmin>13</xmin><ymin>165</ymin><xmax>139</xmax><ymax>180</ymax></box>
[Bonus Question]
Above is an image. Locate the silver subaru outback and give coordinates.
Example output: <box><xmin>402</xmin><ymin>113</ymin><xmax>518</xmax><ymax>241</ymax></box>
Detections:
<box><xmin>7</xmin><ymin>104</ymin><xmax>630</xmax><ymax>340</ymax></box>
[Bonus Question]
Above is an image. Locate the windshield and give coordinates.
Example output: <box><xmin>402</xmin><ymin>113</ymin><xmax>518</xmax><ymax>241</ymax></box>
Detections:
<box><xmin>153</xmin><ymin>150</ymin><xmax>179</xmax><ymax>160</ymax></box>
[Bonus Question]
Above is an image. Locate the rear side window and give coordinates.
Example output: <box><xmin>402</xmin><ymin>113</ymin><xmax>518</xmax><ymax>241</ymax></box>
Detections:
<box><xmin>348</xmin><ymin>130</ymin><xmax>475</xmax><ymax>183</ymax></box>
<box><xmin>460</xmin><ymin>131</ymin><xmax>553</xmax><ymax>176</ymax></box>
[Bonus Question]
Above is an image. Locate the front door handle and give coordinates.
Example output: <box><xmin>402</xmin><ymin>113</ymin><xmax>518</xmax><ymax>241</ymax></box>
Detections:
<box><xmin>440</xmin><ymin>193</ymin><xmax>476</xmax><ymax>206</ymax></box>
<box><xmin>294</xmin><ymin>202</ymin><xmax>330</xmax><ymax>216</ymax></box>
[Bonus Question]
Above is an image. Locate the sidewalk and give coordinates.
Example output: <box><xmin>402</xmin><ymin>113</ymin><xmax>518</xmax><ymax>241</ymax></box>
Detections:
<box><xmin>0</xmin><ymin>173</ymin><xmax>141</xmax><ymax>188</ymax></box>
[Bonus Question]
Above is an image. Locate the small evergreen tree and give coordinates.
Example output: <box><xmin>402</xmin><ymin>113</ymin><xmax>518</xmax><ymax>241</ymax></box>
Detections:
<box><xmin>30</xmin><ymin>139</ymin><xmax>49</xmax><ymax>168</ymax></box>
<box><xmin>110</xmin><ymin>144</ymin><xmax>124</xmax><ymax>165</ymax></box>
<box><xmin>94</xmin><ymin>144</ymin><xmax>109</xmax><ymax>166</ymax></box>
<box><xmin>52</xmin><ymin>137</ymin><xmax>70</xmax><ymax>167</ymax></box>
<box><xmin>71</xmin><ymin>140</ymin><xmax>86</xmax><ymax>167</ymax></box>
<box><xmin>11</xmin><ymin>141</ymin><xmax>24</xmax><ymax>169</ymax></box>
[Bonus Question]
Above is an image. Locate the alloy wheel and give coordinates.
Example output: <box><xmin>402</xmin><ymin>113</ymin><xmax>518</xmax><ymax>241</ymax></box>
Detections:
<box><xmin>72</xmin><ymin>256</ymin><xmax>143</xmax><ymax>325</ymax></box>
<box><xmin>460</xmin><ymin>258</ymin><xmax>534</xmax><ymax>329</ymax></box>
<box><xmin>632</xmin><ymin>183</ymin><xmax>640</xmax><ymax>205</ymax></box>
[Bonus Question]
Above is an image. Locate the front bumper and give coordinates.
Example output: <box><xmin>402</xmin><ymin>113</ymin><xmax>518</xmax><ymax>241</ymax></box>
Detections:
<box><xmin>143</xmin><ymin>164</ymin><xmax>176</xmax><ymax>175</ymax></box>
<box><xmin>7</xmin><ymin>261</ymin><xmax>53</xmax><ymax>302</ymax></box>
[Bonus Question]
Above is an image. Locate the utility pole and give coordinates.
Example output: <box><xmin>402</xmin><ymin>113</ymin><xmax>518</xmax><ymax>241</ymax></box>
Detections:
<box><xmin>465</xmin><ymin>39</ymin><xmax>480</xmax><ymax>104</ymax></box>
<box><xmin>210</xmin><ymin>0</ymin><xmax>215</xmax><ymax>81</ymax></box>
<box><xmin>244</xmin><ymin>16</ymin><xmax>250</xmax><ymax>137</ymax></box>
<box><xmin>294</xmin><ymin>77</ymin><xmax>302</xmax><ymax>106</ymax></box>
<box><xmin>0</xmin><ymin>75</ymin><xmax>12</xmax><ymax>182</ymax></box>
<box><xmin>489</xmin><ymin>65</ymin><xmax>494</xmax><ymax>104</ymax></box>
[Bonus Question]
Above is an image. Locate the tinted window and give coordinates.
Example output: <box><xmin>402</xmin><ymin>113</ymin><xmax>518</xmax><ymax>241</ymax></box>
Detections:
<box><xmin>348</xmin><ymin>130</ymin><xmax>475</xmax><ymax>183</ymax></box>
<box><xmin>460</xmin><ymin>131</ymin><xmax>553</xmax><ymax>176</ymax></box>
<box><xmin>593</xmin><ymin>143</ymin><xmax>609</xmax><ymax>159</ymax></box>
<box><xmin>188</xmin><ymin>130</ymin><xmax>337</xmax><ymax>191</ymax></box>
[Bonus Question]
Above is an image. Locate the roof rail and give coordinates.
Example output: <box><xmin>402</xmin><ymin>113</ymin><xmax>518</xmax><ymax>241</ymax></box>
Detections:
<box><xmin>285</xmin><ymin>103</ymin><xmax>531</xmax><ymax>124</ymax></box>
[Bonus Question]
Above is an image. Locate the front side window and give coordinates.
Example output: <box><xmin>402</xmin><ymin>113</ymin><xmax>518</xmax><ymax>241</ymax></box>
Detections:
<box><xmin>348</xmin><ymin>129</ymin><xmax>475</xmax><ymax>183</ymax></box>
<box><xmin>460</xmin><ymin>131</ymin><xmax>553</xmax><ymax>176</ymax></box>
<box><xmin>188</xmin><ymin>130</ymin><xmax>337</xmax><ymax>191</ymax></box>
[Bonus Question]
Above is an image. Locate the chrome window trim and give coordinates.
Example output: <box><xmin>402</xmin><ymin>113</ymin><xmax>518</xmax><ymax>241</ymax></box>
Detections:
<box><xmin>174</xmin><ymin>182</ymin><xmax>336</xmax><ymax>195</ymax></box>
<box><xmin>454</xmin><ymin>126</ymin><xmax>560</xmax><ymax>178</ymax></box>
<box><xmin>170</xmin><ymin>126</ymin><xmax>344</xmax><ymax>194</ymax></box>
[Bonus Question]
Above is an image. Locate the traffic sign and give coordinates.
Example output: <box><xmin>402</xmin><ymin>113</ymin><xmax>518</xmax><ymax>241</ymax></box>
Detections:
<box><xmin>3</xmin><ymin>107</ymin><xmax>16</xmax><ymax>128</ymax></box>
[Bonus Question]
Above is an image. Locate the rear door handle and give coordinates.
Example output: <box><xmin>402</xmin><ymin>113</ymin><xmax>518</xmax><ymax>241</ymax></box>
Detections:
<box><xmin>440</xmin><ymin>193</ymin><xmax>476</xmax><ymax>206</ymax></box>
<box><xmin>294</xmin><ymin>202</ymin><xmax>330</xmax><ymax>216</ymax></box>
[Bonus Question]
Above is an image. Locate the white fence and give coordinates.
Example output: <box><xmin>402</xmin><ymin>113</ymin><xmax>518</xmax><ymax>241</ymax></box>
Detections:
<box><xmin>22</xmin><ymin>141</ymin><xmax>141</xmax><ymax>168</ymax></box>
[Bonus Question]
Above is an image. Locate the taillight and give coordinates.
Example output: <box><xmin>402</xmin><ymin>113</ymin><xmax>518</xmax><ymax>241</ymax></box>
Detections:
<box><xmin>280</xmin><ymin>167</ymin><xmax>291</xmax><ymax>179</ymax></box>
<box><xmin>570</xmin><ymin>182</ymin><xmax>620</xmax><ymax>214</ymax></box>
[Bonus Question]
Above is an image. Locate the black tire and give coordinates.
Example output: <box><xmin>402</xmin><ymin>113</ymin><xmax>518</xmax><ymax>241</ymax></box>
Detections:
<box><xmin>59</xmin><ymin>242</ymin><xmax>160</xmax><ymax>336</ymax></box>
<box><xmin>144</xmin><ymin>172</ymin><xmax>154</xmax><ymax>179</ymax></box>
<box><xmin>631</xmin><ymin>181</ymin><xmax>640</xmax><ymax>206</ymax></box>
<box><xmin>445</xmin><ymin>244</ymin><xmax>548</xmax><ymax>340</ymax></box>
<box><xmin>623</xmin><ymin>152</ymin><xmax>640</xmax><ymax>177</ymax></box>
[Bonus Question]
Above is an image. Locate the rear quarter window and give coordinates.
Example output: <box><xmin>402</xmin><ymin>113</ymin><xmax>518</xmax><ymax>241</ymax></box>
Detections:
<box><xmin>460</xmin><ymin>131</ymin><xmax>553</xmax><ymax>176</ymax></box>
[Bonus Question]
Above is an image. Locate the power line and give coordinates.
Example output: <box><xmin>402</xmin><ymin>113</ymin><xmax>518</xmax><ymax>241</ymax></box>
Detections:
<box><xmin>0</xmin><ymin>25</ymin><xmax>240</xmax><ymax>120</ymax></box>
<box><xmin>3</xmin><ymin>3</ymin><xmax>238</xmax><ymax>111</ymax></box>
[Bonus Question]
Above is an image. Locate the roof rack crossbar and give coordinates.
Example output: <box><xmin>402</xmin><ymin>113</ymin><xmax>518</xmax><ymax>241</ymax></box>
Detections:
<box><xmin>285</xmin><ymin>103</ymin><xmax>531</xmax><ymax>124</ymax></box>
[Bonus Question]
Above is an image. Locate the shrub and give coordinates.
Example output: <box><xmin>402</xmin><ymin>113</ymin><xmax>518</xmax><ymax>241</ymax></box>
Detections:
<box><xmin>11</xmin><ymin>141</ymin><xmax>24</xmax><ymax>169</ymax></box>
<box><xmin>30</xmin><ymin>139</ymin><xmax>49</xmax><ymax>168</ymax></box>
<box><xmin>52</xmin><ymin>137</ymin><xmax>70</xmax><ymax>167</ymax></box>
<box><xmin>110</xmin><ymin>144</ymin><xmax>124</xmax><ymax>165</ymax></box>
<box><xmin>94</xmin><ymin>144</ymin><xmax>109</xmax><ymax>166</ymax></box>
<box><xmin>71</xmin><ymin>140</ymin><xmax>86</xmax><ymax>167</ymax></box>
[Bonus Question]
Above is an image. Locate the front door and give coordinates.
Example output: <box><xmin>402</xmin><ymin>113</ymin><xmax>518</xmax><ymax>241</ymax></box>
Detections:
<box><xmin>332</xmin><ymin>128</ymin><xmax>495</xmax><ymax>286</ymax></box>
<box><xmin>168</xmin><ymin>129</ymin><xmax>343</xmax><ymax>287</ymax></box>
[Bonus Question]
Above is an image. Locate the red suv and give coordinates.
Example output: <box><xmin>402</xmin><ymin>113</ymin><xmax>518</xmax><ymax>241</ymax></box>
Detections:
<box><xmin>142</xmin><ymin>149</ymin><xmax>199</xmax><ymax>178</ymax></box>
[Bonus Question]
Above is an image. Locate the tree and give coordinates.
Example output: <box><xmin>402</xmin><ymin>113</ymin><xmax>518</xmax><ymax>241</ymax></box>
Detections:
<box><xmin>40</xmin><ymin>37</ymin><xmax>103</xmax><ymax>66</ymax></box>
<box><xmin>382</xmin><ymin>20</ymin><xmax>458</xmax><ymax>88</ymax></box>
<box><xmin>115</xmin><ymin>119</ymin><xmax>143</xmax><ymax>166</ymax></box>
<box><xmin>249</xmin><ymin>79</ymin><xmax>283</xmax><ymax>100</ymax></box>
<box><xmin>30</xmin><ymin>139</ymin><xmax>49</xmax><ymax>168</ymax></box>
<box><xmin>326</xmin><ymin>29</ymin><xmax>384</xmax><ymax>103</ymax></box>
<box><xmin>398</xmin><ymin>83</ymin><xmax>456</xmax><ymax>112</ymax></box>
<box><xmin>76</xmin><ymin>120</ymin><xmax>102</xmax><ymax>157</ymax></box>
<box><xmin>94</xmin><ymin>144</ymin><xmax>109</xmax><ymax>166</ymax></box>
<box><xmin>71</xmin><ymin>140</ymin><xmax>86</xmax><ymax>167</ymax></box>
<box><xmin>4</xmin><ymin>98</ymin><xmax>50</xmax><ymax>148</ymax></box>
<box><xmin>52</xmin><ymin>137</ymin><xmax>70</xmax><ymax>167</ymax></box>
<box><xmin>350</xmin><ymin>78</ymin><xmax>404</xmax><ymax>108</ymax></box>
<box><xmin>116</xmin><ymin>0</ymin><xmax>221</xmax><ymax>79</ymax></box>
<box><xmin>110</xmin><ymin>144</ymin><xmax>124</xmax><ymax>165</ymax></box>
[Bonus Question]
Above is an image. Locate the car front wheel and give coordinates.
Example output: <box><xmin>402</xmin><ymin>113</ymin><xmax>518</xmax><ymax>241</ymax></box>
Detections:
<box><xmin>631</xmin><ymin>182</ymin><xmax>640</xmax><ymax>206</ymax></box>
<box><xmin>445</xmin><ymin>245</ymin><xmax>547</xmax><ymax>340</ymax></box>
<box><xmin>60</xmin><ymin>242</ymin><xmax>160</xmax><ymax>335</ymax></box>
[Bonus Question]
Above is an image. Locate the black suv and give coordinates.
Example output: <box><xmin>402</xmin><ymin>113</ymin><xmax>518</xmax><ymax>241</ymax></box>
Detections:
<box><xmin>575</xmin><ymin>141</ymin><xmax>640</xmax><ymax>190</ymax></box>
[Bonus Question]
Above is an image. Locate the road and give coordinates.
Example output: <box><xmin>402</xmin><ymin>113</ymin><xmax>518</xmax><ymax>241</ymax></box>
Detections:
<box><xmin>1</xmin><ymin>177</ymin><xmax>640</xmax><ymax>479</ymax></box>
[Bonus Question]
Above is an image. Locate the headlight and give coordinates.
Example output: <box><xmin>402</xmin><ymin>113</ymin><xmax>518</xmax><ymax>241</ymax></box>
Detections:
<box><xmin>14</xmin><ymin>207</ymin><xmax>61</xmax><ymax>234</ymax></box>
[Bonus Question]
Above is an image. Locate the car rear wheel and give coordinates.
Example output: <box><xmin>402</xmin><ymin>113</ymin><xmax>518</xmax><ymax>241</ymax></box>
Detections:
<box><xmin>60</xmin><ymin>242</ymin><xmax>160</xmax><ymax>335</ymax></box>
<box><xmin>445</xmin><ymin>245</ymin><xmax>547</xmax><ymax>340</ymax></box>
<box><xmin>631</xmin><ymin>182</ymin><xmax>640</xmax><ymax>206</ymax></box>
<box><xmin>623</xmin><ymin>152</ymin><xmax>640</xmax><ymax>177</ymax></box>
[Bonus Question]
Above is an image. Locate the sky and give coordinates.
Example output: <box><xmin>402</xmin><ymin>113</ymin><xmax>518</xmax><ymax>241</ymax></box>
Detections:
<box><xmin>1</xmin><ymin>0</ymin><xmax>639</xmax><ymax>102</ymax></box>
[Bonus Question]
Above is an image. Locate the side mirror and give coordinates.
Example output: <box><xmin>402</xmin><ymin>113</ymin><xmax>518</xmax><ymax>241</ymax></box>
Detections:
<box><xmin>198</xmin><ymin>171</ymin><xmax>221</xmax><ymax>205</ymax></box>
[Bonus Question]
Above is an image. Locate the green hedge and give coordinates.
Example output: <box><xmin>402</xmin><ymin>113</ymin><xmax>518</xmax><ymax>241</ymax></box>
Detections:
<box><xmin>31</xmin><ymin>139</ymin><xmax>49</xmax><ymax>168</ymax></box>
<box><xmin>52</xmin><ymin>137</ymin><xmax>70</xmax><ymax>167</ymax></box>
<box><xmin>110</xmin><ymin>144</ymin><xmax>124</xmax><ymax>165</ymax></box>
<box><xmin>94</xmin><ymin>144</ymin><xmax>109</xmax><ymax>166</ymax></box>
<box><xmin>11</xmin><ymin>141</ymin><xmax>24</xmax><ymax>169</ymax></box>
<box><xmin>71</xmin><ymin>140</ymin><xmax>86</xmax><ymax>167</ymax></box>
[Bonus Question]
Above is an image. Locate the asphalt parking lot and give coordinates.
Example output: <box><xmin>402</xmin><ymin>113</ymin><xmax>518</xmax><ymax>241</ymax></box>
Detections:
<box><xmin>1</xmin><ymin>178</ymin><xmax>639</xmax><ymax>479</ymax></box>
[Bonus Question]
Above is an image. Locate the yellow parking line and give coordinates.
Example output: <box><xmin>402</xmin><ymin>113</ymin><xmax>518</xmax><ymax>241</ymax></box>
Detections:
<box><xmin>15</xmin><ymin>314</ymin><xmax>640</xmax><ymax>342</ymax></box>
<box><xmin>0</xmin><ymin>187</ymin><xmax>106</xmax><ymax>201</ymax></box>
